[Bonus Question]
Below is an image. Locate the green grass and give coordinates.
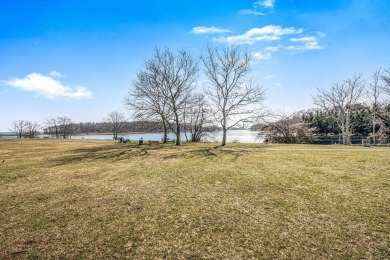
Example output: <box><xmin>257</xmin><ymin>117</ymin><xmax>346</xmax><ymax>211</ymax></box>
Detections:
<box><xmin>0</xmin><ymin>139</ymin><xmax>389</xmax><ymax>259</ymax></box>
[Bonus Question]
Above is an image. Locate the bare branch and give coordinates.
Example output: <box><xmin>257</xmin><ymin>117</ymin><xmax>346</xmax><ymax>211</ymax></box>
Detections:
<box><xmin>202</xmin><ymin>45</ymin><xmax>265</xmax><ymax>146</ymax></box>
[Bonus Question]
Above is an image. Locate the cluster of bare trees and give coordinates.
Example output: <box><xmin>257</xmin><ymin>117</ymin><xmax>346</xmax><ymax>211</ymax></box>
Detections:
<box><xmin>260</xmin><ymin>111</ymin><xmax>315</xmax><ymax>144</ymax></box>
<box><xmin>313</xmin><ymin>73</ymin><xmax>366</xmax><ymax>145</ymax></box>
<box><xmin>9</xmin><ymin>116</ymin><xmax>76</xmax><ymax>139</ymax></box>
<box><xmin>10</xmin><ymin>120</ymin><xmax>40</xmax><ymax>138</ymax></box>
<box><xmin>125</xmin><ymin>45</ymin><xmax>265</xmax><ymax>146</ymax></box>
<box><xmin>125</xmin><ymin>48</ymin><xmax>199</xmax><ymax>146</ymax></box>
<box><xmin>313</xmin><ymin>69</ymin><xmax>390</xmax><ymax>145</ymax></box>
<box><xmin>103</xmin><ymin>111</ymin><xmax>126</xmax><ymax>140</ymax></box>
<box><xmin>43</xmin><ymin>116</ymin><xmax>77</xmax><ymax>138</ymax></box>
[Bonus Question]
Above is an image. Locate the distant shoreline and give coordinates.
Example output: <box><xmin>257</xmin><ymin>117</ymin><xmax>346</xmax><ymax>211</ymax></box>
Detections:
<box><xmin>77</xmin><ymin>132</ymin><xmax>148</xmax><ymax>135</ymax></box>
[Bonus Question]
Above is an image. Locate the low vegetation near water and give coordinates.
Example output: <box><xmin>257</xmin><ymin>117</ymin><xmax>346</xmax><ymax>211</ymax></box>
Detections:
<box><xmin>0</xmin><ymin>139</ymin><xmax>389</xmax><ymax>259</ymax></box>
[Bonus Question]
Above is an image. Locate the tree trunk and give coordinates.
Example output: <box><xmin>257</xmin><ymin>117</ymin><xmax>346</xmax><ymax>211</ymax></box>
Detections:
<box><xmin>341</xmin><ymin>120</ymin><xmax>346</xmax><ymax>145</ymax></box>
<box><xmin>345</xmin><ymin>110</ymin><xmax>351</xmax><ymax>145</ymax></box>
<box><xmin>222</xmin><ymin>128</ymin><xmax>227</xmax><ymax>146</ymax></box>
<box><xmin>372</xmin><ymin>109</ymin><xmax>376</xmax><ymax>145</ymax></box>
<box><xmin>114</xmin><ymin>123</ymin><xmax>118</xmax><ymax>139</ymax></box>
<box><xmin>163</xmin><ymin>125</ymin><xmax>168</xmax><ymax>143</ymax></box>
<box><xmin>175</xmin><ymin>123</ymin><xmax>181</xmax><ymax>146</ymax></box>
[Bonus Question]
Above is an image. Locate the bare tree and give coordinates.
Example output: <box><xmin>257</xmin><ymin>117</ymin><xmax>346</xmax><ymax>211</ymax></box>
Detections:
<box><xmin>261</xmin><ymin>111</ymin><xmax>314</xmax><ymax>143</ymax></box>
<box><xmin>313</xmin><ymin>74</ymin><xmax>365</xmax><ymax>144</ymax></box>
<box><xmin>10</xmin><ymin>120</ymin><xmax>27</xmax><ymax>138</ymax></box>
<box><xmin>383</xmin><ymin>68</ymin><xmax>390</xmax><ymax>95</ymax></box>
<box><xmin>183</xmin><ymin>93</ymin><xmax>211</xmax><ymax>142</ymax></box>
<box><xmin>367</xmin><ymin>68</ymin><xmax>385</xmax><ymax>144</ymax></box>
<box><xmin>24</xmin><ymin>121</ymin><xmax>41</xmax><ymax>138</ymax></box>
<box><xmin>57</xmin><ymin>116</ymin><xmax>76</xmax><ymax>139</ymax></box>
<box><xmin>44</xmin><ymin>116</ymin><xmax>76</xmax><ymax>138</ymax></box>
<box><xmin>126</xmin><ymin>47</ymin><xmax>199</xmax><ymax>145</ymax></box>
<box><xmin>125</xmin><ymin>77</ymin><xmax>171</xmax><ymax>143</ymax></box>
<box><xmin>44</xmin><ymin>117</ymin><xmax>60</xmax><ymax>138</ymax></box>
<box><xmin>202</xmin><ymin>45</ymin><xmax>265</xmax><ymax>146</ymax></box>
<box><xmin>104</xmin><ymin>111</ymin><xmax>126</xmax><ymax>139</ymax></box>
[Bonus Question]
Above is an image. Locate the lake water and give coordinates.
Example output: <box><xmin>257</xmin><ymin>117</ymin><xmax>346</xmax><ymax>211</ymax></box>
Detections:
<box><xmin>1</xmin><ymin>130</ymin><xmax>263</xmax><ymax>143</ymax></box>
<box><xmin>73</xmin><ymin>130</ymin><xmax>263</xmax><ymax>143</ymax></box>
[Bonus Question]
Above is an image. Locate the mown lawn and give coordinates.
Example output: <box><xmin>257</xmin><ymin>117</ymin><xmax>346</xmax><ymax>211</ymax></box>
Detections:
<box><xmin>0</xmin><ymin>139</ymin><xmax>389</xmax><ymax>259</ymax></box>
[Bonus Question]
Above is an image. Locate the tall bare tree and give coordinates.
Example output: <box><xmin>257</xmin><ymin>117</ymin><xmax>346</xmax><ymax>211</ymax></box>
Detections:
<box><xmin>125</xmin><ymin>77</ymin><xmax>171</xmax><ymax>143</ymax></box>
<box><xmin>202</xmin><ymin>45</ymin><xmax>265</xmax><ymax>146</ymax></box>
<box><xmin>10</xmin><ymin>120</ymin><xmax>27</xmax><ymax>138</ymax></box>
<box><xmin>367</xmin><ymin>68</ymin><xmax>385</xmax><ymax>144</ymax></box>
<box><xmin>126</xmin><ymin>47</ymin><xmax>199</xmax><ymax>145</ymax></box>
<box><xmin>104</xmin><ymin>111</ymin><xmax>126</xmax><ymax>139</ymax></box>
<box><xmin>313</xmin><ymin>74</ymin><xmax>365</xmax><ymax>144</ymax></box>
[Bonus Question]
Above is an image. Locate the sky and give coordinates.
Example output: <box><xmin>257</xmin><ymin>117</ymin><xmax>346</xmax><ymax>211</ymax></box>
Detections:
<box><xmin>1</xmin><ymin>0</ymin><xmax>390</xmax><ymax>131</ymax></box>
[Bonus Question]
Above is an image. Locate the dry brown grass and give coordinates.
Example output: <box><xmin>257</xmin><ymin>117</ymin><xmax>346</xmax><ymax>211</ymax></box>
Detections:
<box><xmin>0</xmin><ymin>139</ymin><xmax>389</xmax><ymax>259</ymax></box>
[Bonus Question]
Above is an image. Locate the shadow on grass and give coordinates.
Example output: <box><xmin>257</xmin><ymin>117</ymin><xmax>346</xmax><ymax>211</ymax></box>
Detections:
<box><xmin>163</xmin><ymin>147</ymin><xmax>247</xmax><ymax>161</ymax></box>
<box><xmin>49</xmin><ymin>143</ymin><xmax>265</xmax><ymax>166</ymax></box>
<box><xmin>49</xmin><ymin>144</ymin><xmax>162</xmax><ymax>166</ymax></box>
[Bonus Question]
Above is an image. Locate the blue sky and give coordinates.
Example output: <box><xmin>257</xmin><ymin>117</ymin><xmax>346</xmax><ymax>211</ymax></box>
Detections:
<box><xmin>1</xmin><ymin>0</ymin><xmax>390</xmax><ymax>131</ymax></box>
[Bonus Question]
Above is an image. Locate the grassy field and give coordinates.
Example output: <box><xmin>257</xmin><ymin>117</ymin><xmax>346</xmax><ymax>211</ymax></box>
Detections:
<box><xmin>0</xmin><ymin>139</ymin><xmax>389</xmax><ymax>259</ymax></box>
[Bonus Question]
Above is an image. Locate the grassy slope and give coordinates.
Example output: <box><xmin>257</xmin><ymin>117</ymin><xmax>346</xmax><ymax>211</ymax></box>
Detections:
<box><xmin>0</xmin><ymin>139</ymin><xmax>389</xmax><ymax>259</ymax></box>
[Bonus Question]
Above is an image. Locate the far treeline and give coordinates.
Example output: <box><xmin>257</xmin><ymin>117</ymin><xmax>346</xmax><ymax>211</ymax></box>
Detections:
<box><xmin>6</xmin><ymin>45</ymin><xmax>390</xmax><ymax>145</ymax></box>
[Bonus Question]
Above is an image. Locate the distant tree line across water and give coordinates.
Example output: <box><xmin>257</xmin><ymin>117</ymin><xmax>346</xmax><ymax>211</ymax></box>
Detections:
<box><xmin>45</xmin><ymin>120</ymin><xmax>219</xmax><ymax>137</ymax></box>
<box><xmin>5</xmin><ymin>117</ymin><xmax>219</xmax><ymax>139</ymax></box>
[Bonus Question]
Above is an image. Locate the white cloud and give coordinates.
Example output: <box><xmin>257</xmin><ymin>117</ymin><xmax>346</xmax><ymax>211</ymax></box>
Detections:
<box><xmin>287</xmin><ymin>36</ymin><xmax>322</xmax><ymax>51</ymax></box>
<box><xmin>239</xmin><ymin>9</ymin><xmax>265</xmax><ymax>16</ymax></box>
<box><xmin>255</xmin><ymin>0</ymin><xmax>275</xmax><ymax>9</ymax></box>
<box><xmin>290</xmin><ymin>36</ymin><xmax>317</xmax><ymax>43</ymax></box>
<box><xmin>265</xmin><ymin>46</ymin><xmax>279</xmax><ymax>52</ymax></box>
<box><xmin>191</xmin><ymin>26</ymin><xmax>231</xmax><ymax>35</ymax></box>
<box><xmin>241</xmin><ymin>0</ymin><xmax>275</xmax><ymax>16</ymax></box>
<box><xmin>273</xmin><ymin>82</ymin><xmax>283</xmax><ymax>88</ymax></box>
<box><xmin>317</xmin><ymin>31</ymin><xmax>327</xmax><ymax>38</ymax></box>
<box><xmin>214</xmin><ymin>25</ymin><xmax>303</xmax><ymax>45</ymax></box>
<box><xmin>253</xmin><ymin>52</ymin><xmax>272</xmax><ymax>60</ymax></box>
<box><xmin>250</xmin><ymin>33</ymin><xmax>323</xmax><ymax>61</ymax></box>
<box><xmin>49</xmin><ymin>71</ymin><xmax>65</xmax><ymax>78</ymax></box>
<box><xmin>3</xmin><ymin>72</ymin><xmax>92</xmax><ymax>99</ymax></box>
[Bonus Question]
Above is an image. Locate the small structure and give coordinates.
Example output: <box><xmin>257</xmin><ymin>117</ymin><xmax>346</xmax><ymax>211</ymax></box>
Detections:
<box><xmin>164</xmin><ymin>138</ymin><xmax>176</xmax><ymax>143</ymax></box>
<box><xmin>362</xmin><ymin>139</ymin><xmax>370</xmax><ymax>147</ymax></box>
<box><xmin>118</xmin><ymin>136</ymin><xmax>130</xmax><ymax>143</ymax></box>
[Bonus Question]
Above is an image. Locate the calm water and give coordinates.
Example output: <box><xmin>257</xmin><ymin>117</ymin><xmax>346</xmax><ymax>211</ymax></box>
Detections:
<box><xmin>72</xmin><ymin>130</ymin><xmax>263</xmax><ymax>143</ymax></box>
<box><xmin>1</xmin><ymin>130</ymin><xmax>263</xmax><ymax>143</ymax></box>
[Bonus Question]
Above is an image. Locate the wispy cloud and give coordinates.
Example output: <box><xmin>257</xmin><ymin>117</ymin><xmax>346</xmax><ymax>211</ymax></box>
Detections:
<box><xmin>286</xmin><ymin>32</ymin><xmax>326</xmax><ymax>52</ymax></box>
<box><xmin>290</xmin><ymin>36</ymin><xmax>317</xmax><ymax>43</ymax></box>
<box><xmin>239</xmin><ymin>9</ymin><xmax>265</xmax><ymax>16</ymax></box>
<box><xmin>2</xmin><ymin>72</ymin><xmax>92</xmax><ymax>99</ymax></box>
<box><xmin>49</xmin><ymin>70</ymin><xmax>65</xmax><ymax>78</ymax></box>
<box><xmin>214</xmin><ymin>25</ymin><xmax>303</xmax><ymax>45</ymax></box>
<box><xmin>264</xmin><ymin>46</ymin><xmax>279</xmax><ymax>52</ymax></box>
<box><xmin>240</xmin><ymin>0</ymin><xmax>275</xmax><ymax>16</ymax></box>
<box><xmin>255</xmin><ymin>0</ymin><xmax>275</xmax><ymax>9</ymax></box>
<box><xmin>191</xmin><ymin>26</ymin><xmax>231</xmax><ymax>35</ymax></box>
<box><xmin>252</xmin><ymin>32</ymin><xmax>325</xmax><ymax>60</ymax></box>
<box><xmin>253</xmin><ymin>52</ymin><xmax>272</xmax><ymax>60</ymax></box>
